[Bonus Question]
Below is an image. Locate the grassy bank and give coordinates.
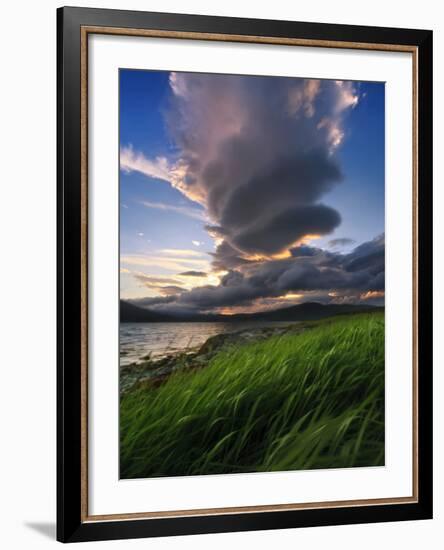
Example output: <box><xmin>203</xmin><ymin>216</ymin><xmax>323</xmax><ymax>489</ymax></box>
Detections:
<box><xmin>120</xmin><ymin>312</ymin><xmax>384</xmax><ymax>478</ymax></box>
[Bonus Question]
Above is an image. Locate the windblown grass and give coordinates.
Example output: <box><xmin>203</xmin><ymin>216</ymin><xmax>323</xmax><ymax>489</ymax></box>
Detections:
<box><xmin>120</xmin><ymin>312</ymin><xmax>384</xmax><ymax>478</ymax></box>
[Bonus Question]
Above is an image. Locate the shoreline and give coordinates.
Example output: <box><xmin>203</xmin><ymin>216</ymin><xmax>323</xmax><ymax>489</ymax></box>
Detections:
<box><xmin>120</xmin><ymin>322</ymin><xmax>311</xmax><ymax>394</ymax></box>
<box><xmin>120</xmin><ymin>312</ymin><xmax>385</xmax><ymax>478</ymax></box>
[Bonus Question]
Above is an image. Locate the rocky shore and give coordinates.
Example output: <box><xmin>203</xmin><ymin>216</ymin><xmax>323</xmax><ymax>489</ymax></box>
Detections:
<box><xmin>120</xmin><ymin>322</ymin><xmax>311</xmax><ymax>394</ymax></box>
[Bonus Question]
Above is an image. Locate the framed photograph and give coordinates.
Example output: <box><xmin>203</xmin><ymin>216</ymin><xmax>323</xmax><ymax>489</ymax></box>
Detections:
<box><xmin>57</xmin><ymin>6</ymin><xmax>433</xmax><ymax>543</ymax></box>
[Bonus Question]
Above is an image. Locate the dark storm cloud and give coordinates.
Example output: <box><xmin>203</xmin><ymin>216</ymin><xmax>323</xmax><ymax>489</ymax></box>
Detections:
<box><xmin>213</xmin><ymin>153</ymin><xmax>342</xmax><ymax>256</ymax></box>
<box><xmin>129</xmin><ymin>295</ymin><xmax>177</xmax><ymax>308</ymax></box>
<box><xmin>157</xmin><ymin>285</ymin><xmax>187</xmax><ymax>296</ymax></box>
<box><xmin>228</xmin><ymin>204</ymin><xmax>341</xmax><ymax>255</ymax></box>
<box><xmin>342</xmin><ymin>234</ymin><xmax>384</xmax><ymax>274</ymax></box>
<box><xmin>289</xmin><ymin>245</ymin><xmax>321</xmax><ymax>258</ymax></box>
<box><xmin>210</xmin><ymin>241</ymin><xmax>252</xmax><ymax>271</ymax></box>
<box><xmin>275</xmin><ymin>262</ymin><xmax>370</xmax><ymax>292</ymax></box>
<box><xmin>179</xmin><ymin>270</ymin><xmax>208</xmax><ymax>277</ymax></box>
<box><xmin>134</xmin><ymin>234</ymin><xmax>384</xmax><ymax>313</ymax></box>
<box><xmin>165</xmin><ymin>74</ymin><xmax>359</xmax><ymax>263</ymax></box>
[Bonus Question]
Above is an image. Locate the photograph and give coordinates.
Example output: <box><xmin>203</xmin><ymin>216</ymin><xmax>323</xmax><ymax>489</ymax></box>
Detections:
<box><xmin>0</xmin><ymin>0</ymin><xmax>438</xmax><ymax>545</ymax></box>
<box><xmin>118</xmin><ymin>69</ymin><xmax>386</xmax><ymax>479</ymax></box>
<box><xmin>54</xmin><ymin>5</ymin><xmax>433</xmax><ymax>543</ymax></box>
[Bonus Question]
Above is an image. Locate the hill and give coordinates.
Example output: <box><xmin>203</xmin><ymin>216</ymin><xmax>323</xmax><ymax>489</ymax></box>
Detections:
<box><xmin>120</xmin><ymin>299</ymin><xmax>382</xmax><ymax>323</ymax></box>
<box><xmin>230</xmin><ymin>301</ymin><xmax>381</xmax><ymax>322</ymax></box>
<box><xmin>120</xmin><ymin>300</ymin><xmax>174</xmax><ymax>322</ymax></box>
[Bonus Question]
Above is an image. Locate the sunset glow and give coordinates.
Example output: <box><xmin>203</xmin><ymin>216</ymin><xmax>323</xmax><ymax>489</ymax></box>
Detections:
<box><xmin>120</xmin><ymin>70</ymin><xmax>385</xmax><ymax>312</ymax></box>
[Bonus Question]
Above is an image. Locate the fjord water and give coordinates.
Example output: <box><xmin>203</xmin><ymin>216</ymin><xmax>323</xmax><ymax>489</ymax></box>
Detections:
<box><xmin>120</xmin><ymin>321</ymin><xmax>291</xmax><ymax>367</ymax></box>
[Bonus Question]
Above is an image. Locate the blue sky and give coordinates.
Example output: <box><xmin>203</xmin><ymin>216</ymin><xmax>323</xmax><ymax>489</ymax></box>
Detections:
<box><xmin>120</xmin><ymin>70</ymin><xmax>211</xmax><ymax>276</ymax></box>
<box><xmin>321</xmin><ymin>81</ymin><xmax>385</xmax><ymax>247</ymax></box>
<box><xmin>120</xmin><ymin>69</ymin><xmax>385</xmax><ymax>313</ymax></box>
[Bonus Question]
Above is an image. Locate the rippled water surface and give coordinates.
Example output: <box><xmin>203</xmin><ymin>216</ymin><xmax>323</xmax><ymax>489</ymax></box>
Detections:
<box><xmin>120</xmin><ymin>321</ymin><xmax>292</xmax><ymax>367</ymax></box>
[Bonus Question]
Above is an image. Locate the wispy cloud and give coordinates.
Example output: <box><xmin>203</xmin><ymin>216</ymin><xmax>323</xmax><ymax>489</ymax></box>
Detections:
<box><xmin>360</xmin><ymin>290</ymin><xmax>384</xmax><ymax>301</ymax></box>
<box><xmin>179</xmin><ymin>270</ymin><xmax>208</xmax><ymax>277</ymax></box>
<box><xmin>141</xmin><ymin>200</ymin><xmax>206</xmax><ymax>221</ymax></box>
<box><xmin>122</xmin><ymin>267</ymin><xmax>219</xmax><ymax>295</ymax></box>
<box><xmin>121</xmin><ymin>254</ymin><xmax>210</xmax><ymax>272</ymax></box>
<box><xmin>120</xmin><ymin>145</ymin><xmax>171</xmax><ymax>182</ymax></box>
<box><xmin>120</xmin><ymin>145</ymin><xmax>205</xmax><ymax>205</ymax></box>
<box><xmin>133</xmin><ymin>274</ymin><xmax>183</xmax><ymax>286</ymax></box>
<box><xmin>132</xmin><ymin>272</ymin><xmax>186</xmax><ymax>296</ymax></box>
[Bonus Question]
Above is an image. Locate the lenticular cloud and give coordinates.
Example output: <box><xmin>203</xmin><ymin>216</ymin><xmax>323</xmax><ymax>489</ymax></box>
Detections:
<box><xmin>165</xmin><ymin>73</ymin><xmax>359</xmax><ymax>265</ymax></box>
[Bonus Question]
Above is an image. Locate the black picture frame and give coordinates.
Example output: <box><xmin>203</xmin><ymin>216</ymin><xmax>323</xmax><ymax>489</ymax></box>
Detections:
<box><xmin>57</xmin><ymin>6</ymin><xmax>433</xmax><ymax>543</ymax></box>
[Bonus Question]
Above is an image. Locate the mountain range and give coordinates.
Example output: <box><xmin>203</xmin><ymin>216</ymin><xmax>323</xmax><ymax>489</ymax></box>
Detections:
<box><xmin>120</xmin><ymin>299</ymin><xmax>382</xmax><ymax>323</ymax></box>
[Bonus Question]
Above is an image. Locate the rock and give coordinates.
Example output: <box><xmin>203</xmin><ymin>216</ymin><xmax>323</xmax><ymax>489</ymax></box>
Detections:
<box><xmin>120</xmin><ymin>322</ymin><xmax>311</xmax><ymax>395</ymax></box>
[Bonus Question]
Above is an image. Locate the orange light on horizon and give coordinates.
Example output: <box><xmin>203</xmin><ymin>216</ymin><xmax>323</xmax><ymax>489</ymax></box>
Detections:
<box><xmin>360</xmin><ymin>290</ymin><xmax>385</xmax><ymax>300</ymax></box>
<box><xmin>219</xmin><ymin>308</ymin><xmax>236</xmax><ymax>316</ymax></box>
<box><xmin>296</xmin><ymin>233</ymin><xmax>322</xmax><ymax>245</ymax></box>
<box><xmin>242</xmin><ymin>234</ymin><xmax>322</xmax><ymax>263</ymax></box>
<box><xmin>283</xmin><ymin>292</ymin><xmax>303</xmax><ymax>300</ymax></box>
<box><xmin>243</xmin><ymin>250</ymin><xmax>292</xmax><ymax>262</ymax></box>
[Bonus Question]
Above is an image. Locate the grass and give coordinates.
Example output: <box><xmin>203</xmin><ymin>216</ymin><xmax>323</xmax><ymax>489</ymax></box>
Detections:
<box><xmin>120</xmin><ymin>312</ymin><xmax>385</xmax><ymax>478</ymax></box>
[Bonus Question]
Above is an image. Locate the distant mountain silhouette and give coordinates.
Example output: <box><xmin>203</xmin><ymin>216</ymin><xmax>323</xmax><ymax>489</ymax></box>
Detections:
<box><xmin>120</xmin><ymin>300</ymin><xmax>175</xmax><ymax>322</ymax></box>
<box><xmin>120</xmin><ymin>300</ymin><xmax>382</xmax><ymax>323</ymax></box>
<box><xmin>228</xmin><ymin>302</ymin><xmax>382</xmax><ymax>322</ymax></box>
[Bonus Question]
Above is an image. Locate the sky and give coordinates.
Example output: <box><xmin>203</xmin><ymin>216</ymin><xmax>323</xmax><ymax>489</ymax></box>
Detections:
<box><xmin>119</xmin><ymin>69</ymin><xmax>385</xmax><ymax>315</ymax></box>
